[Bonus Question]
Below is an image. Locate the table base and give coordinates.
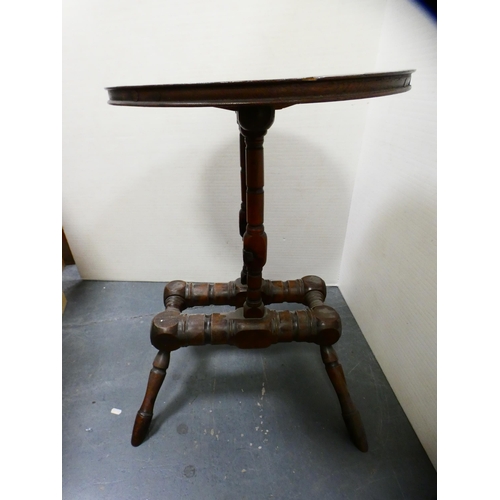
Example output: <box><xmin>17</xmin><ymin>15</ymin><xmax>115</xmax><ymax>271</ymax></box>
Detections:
<box><xmin>131</xmin><ymin>275</ymin><xmax>368</xmax><ymax>452</ymax></box>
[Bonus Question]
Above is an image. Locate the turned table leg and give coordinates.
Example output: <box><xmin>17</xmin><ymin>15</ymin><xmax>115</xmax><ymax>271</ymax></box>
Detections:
<box><xmin>320</xmin><ymin>345</ymin><xmax>368</xmax><ymax>452</ymax></box>
<box><xmin>131</xmin><ymin>350</ymin><xmax>171</xmax><ymax>447</ymax></box>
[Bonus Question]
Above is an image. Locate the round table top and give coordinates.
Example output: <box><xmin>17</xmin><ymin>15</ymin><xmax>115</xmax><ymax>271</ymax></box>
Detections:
<box><xmin>106</xmin><ymin>70</ymin><xmax>414</xmax><ymax>110</ymax></box>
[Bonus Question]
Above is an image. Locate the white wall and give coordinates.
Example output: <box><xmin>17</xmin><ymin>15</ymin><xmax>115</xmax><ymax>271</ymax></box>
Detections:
<box><xmin>62</xmin><ymin>0</ymin><xmax>390</xmax><ymax>282</ymax></box>
<box><xmin>338</xmin><ymin>0</ymin><xmax>436</xmax><ymax>467</ymax></box>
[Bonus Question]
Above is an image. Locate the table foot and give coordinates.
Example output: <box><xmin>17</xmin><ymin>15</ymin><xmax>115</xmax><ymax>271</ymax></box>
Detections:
<box><xmin>131</xmin><ymin>350</ymin><xmax>170</xmax><ymax>447</ymax></box>
<box><xmin>320</xmin><ymin>345</ymin><xmax>368</xmax><ymax>452</ymax></box>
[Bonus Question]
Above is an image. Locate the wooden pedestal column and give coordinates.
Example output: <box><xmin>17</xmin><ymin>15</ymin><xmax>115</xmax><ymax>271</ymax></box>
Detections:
<box><xmin>237</xmin><ymin>106</ymin><xmax>275</xmax><ymax>319</ymax></box>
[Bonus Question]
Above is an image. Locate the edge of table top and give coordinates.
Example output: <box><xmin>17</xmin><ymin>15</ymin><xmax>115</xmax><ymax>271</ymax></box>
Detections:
<box><xmin>106</xmin><ymin>70</ymin><xmax>414</xmax><ymax>110</ymax></box>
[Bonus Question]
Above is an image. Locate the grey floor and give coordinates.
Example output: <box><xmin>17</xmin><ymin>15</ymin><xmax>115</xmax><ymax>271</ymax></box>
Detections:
<box><xmin>62</xmin><ymin>265</ymin><xmax>436</xmax><ymax>500</ymax></box>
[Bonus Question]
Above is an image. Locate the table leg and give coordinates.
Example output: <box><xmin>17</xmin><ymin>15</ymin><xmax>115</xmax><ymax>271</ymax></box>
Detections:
<box><xmin>131</xmin><ymin>350</ymin><xmax>171</xmax><ymax>447</ymax></box>
<box><xmin>320</xmin><ymin>345</ymin><xmax>368</xmax><ymax>452</ymax></box>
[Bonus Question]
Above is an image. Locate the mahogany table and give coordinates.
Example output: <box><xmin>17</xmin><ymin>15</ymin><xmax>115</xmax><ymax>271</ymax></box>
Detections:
<box><xmin>106</xmin><ymin>70</ymin><xmax>413</xmax><ymax>451</ymax></box>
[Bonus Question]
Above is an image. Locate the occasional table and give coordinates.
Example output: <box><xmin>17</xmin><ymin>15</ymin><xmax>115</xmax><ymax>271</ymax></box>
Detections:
<box><xmin>106</xmin><ymin>70</ymin><xmax>413</xmax><ymax>451</ymax></box>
